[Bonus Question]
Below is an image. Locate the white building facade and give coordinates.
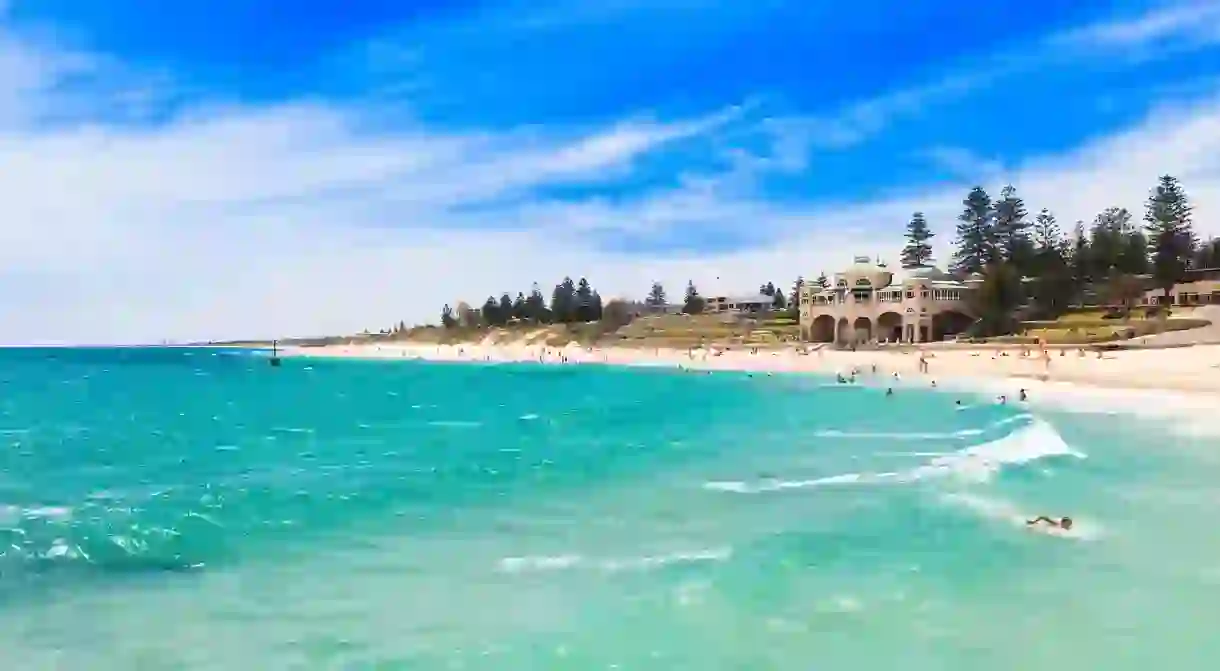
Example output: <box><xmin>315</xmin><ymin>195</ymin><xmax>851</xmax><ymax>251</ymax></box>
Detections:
<box><xmin>799</xmin><ymin>256</ymin><xmax>979</xmax><ymax>344</ymax></box>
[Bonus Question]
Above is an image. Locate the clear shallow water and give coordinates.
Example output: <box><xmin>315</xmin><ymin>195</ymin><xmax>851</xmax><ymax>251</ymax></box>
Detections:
<box><xmin>1</xmin><ymin>347</ymin><xmax>1218</xmax><ymax>669</ymax></box>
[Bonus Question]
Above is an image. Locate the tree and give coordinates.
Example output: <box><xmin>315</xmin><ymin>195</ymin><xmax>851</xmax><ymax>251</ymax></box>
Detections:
<box><xmin>758</xmin><ymin>281</ymin><xmax>777</xmax><ymax>297</ymax></box>
<box><xmin>683</xmin><ymin>280</ymin><xmax>705</xmax><ymax>314</ymax></box>
<box><xmin>993</xmin><ymin>185</ymin><xmax>1031</xmax><ymax>269</ymax></box>
<box><xmin>1144</xmin><ymin>175</ymin><xmax>1196</xmax><ymax>301</ymax></box>
<box><xmin>1194</xmin><ymin>237</ymin><xmax>1220</xmax><ymax>269</ymax></box>
<box><xmin>573</xmin><ymin>277</ymin><xmax>595</xmax><ymax>322</ymax></box>
<box><xmin>511</xmin><ymin>292</ymin><xmax>528</xmax><ymax>321</ymax></box>
<box><xmin>1026</xmin><ymin>209</ymin><xmax>1073</xmax><ymax>318</ymax></box>
<box><xmin>590</xmin><ymin>290</ymin><xmax>604</xmax><ymax>321</ymax></box>
<box><xmin>1068</xmin><ymin>220</ymin><xmax>1091</xmax><ymax>286</ymax></box>
<box><xmin>525</xmin><ymin>283</ymin><xmax>548</xmax><ymax>322</ymax></box>
<box><xmin>814</xmin><ymin>273</ymin><xmax>829</xmax><ymax>290</ymax></box>
<box><xmin>968</xmin><ymin>262</ymin><xmax>1023</xmax><ymax>336</ymax></box>
<box><xmin>1101</xmin><ymin>274</ymin><xmax>1146</xmax><ymax>317</ymax></box>
<box><xmin>600</xmin><ymin>299</ymin><xmax>634</xmax><ymax>331</ymax></box>
<box><xmin>952</xmin><ymin>186</ymin><xmax>996</xmax><ymax>274</ymax></box>
<box><xmin>480</xmin><ymin>296</ymin><xmax>500</xmax><ymax>326</ymax></box>
<box><xmin>787</xmin><ymin>276</ymin><xmax>804</xmax><ymax>316</ymax></box>
<box><xmin>1118</xmin><ymin>228</ymin><xmax>1149</xmax><ymax>276</ymax></box>
<box><xmin>551</xmin><ymin>277</ymin><xmax>577</xmax><ymax>323</ymax></box>
<box><xmin>771</xmin><ymin>287</ymin><xmax>786</xmax><ymax>310</ymax></box>
<box><xmin>498</xmin><ymin>294</ymin><xmax>514</xmax><ymax>324</ymax></box>
<box><xmin>441</xmin><ymin>304</ymin><xmax>458</xmax><ymax>328</ymax></box>
<box><xmin>900</xmin><ymin>211</ymin><xmax>935</xmax><ymax>268</ymax></box>
<box><xmin>646</xmin><ymin>281</ymin><xmax>667</xmax><ymax>307</ymax></box>
<box><xmin>1088</xmin><ymin>207</ymin><xmax>1134</xmax><ymax>277</ymax></box>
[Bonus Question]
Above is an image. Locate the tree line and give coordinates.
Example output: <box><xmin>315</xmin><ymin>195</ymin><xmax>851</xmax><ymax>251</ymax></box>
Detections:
<box><xmin>440</xmin><ymin>277</ymin><xmax>610</xmax><ymax>329</ymax></box>
<box><xmin>903</xmin><ymin>175</ymin><xmax>1216</xmax><ymax>334</ymax></box>
<box><xmin>435</xmin><ymin>174</ymin><xmax>1217</xmax><ymax>335</ymax></box>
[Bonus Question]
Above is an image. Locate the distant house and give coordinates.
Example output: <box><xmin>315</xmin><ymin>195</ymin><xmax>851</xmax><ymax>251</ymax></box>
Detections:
<box><xmin>618</xmin><ymin>299</ymin><xmax>683</xmax><ymax>315</ymax></box>
<box><xmin>703</xmin><ymin>294</ymin><xmax>775</xmax><ymax>314</ymax></box>
<box><xmin>1139</xmin><ymin>268</ymin><xmax>1220</xmax><ymax>306</ymax></box>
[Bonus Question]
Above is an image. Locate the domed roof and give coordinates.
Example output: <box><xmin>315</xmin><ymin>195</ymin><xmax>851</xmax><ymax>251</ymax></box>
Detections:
<box><xmin>844</xmin><ymin>255</ymin><xmax>889</xmax><ymax>276</ymax></box>
<box><xmin>900</xmin><ymin>265</ymin><xmax>952</xmax><ymax>281</ymax></box>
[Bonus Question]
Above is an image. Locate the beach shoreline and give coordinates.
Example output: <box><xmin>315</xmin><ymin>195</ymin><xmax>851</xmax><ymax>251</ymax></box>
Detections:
<box><xmin>282</xmin><ymin>340</ymin><xmax>1220</xmax><ymax>420</ymax></box>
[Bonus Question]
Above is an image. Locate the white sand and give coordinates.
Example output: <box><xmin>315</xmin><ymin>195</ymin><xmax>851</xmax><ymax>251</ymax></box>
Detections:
<box><xmin>284</xmin><ymin>341</ymin><xmax>1220</xmax><ymax>423</ymax></box>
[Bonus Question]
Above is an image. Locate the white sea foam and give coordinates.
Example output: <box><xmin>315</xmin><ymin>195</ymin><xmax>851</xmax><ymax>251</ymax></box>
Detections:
<box><xmin>497</xmin><ymin>547</ymin><xmax>732</xmax><ymax>573</ymax></box>
<box><xmin>815</xmin><ymin>428</ymin><xmax>983</xmax><ymax>440</ymax></box>
<box><xmin>704</xmin><ymin>419</ymin><xmax>1082</xmax><ymax>494</ymax></box>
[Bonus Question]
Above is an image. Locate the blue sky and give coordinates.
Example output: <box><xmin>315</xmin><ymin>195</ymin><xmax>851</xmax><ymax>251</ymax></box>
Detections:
<box><xmin>1</xmin><ymin>0</ymin><xmax>1220</xmax><ymax>343</ymax></box>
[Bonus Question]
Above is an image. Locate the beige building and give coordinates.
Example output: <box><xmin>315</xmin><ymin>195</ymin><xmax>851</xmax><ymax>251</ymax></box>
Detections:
<box><xmin>799</xmin><ymin>256</ymin><xmax>980</xmax><ymax>344</ymax></box>
<box><xmin>703</xmin><ymin>293</ymin><xmax>775</xmax><ymax>314</ymax></box>
<box><xmin>1140</xmin><ymin>268</ymin><xmax>1220</xmax><ymax>306</ymax></box>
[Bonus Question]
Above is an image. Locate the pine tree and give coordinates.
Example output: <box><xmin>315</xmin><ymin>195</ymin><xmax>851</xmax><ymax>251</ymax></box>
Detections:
<box><xmin>1088</xmin><ymin>207</ymin><xmax>1133</xmax><ymax>277</ymax></box>
<box><xmin>772</xmin><ymin>286</ymin><xmax>786</xmax><ymax>310</ymax></box>
<box><xmin>900</xmin><ymin>212</ymin><xmax>935</xmax><ymax>268</ymax></box>
<box><xmin>498</xmin><ymin>294</ymin><xmax>514</xmax><ymax>324</ymax></box>
<box><xmin>993</xmin><ymin>185</ymin><xmax>1033</xmax><ymax>274</ymax></box>
<box><xmin>951</xmin><ymin>186</ymin><xmax>996</xmax><ymax>274</ymax></box>
<box><xmin>683</xmin><ymin>281</ymin><xmax>705</xmax><ymax>314</ymax></box>
<box><xmin>1032</xmin><ymin>209</ymin><xmax>1063</xmax><ymax>253</ymax></box>
<box><xmin>551</xmin><ymin>277</ymin><xmax>577</xmax><ymax>323</ymax></box>
<box><xmin>646</xmin><ymin>281</ymin><xmax>667</xmax><ymax>307</ymax></box>
<box><xmin>590</xmin><ymin>291</ymin><xmax>604</xmax><ymax>321</ymax></box>
<box><xmin>511</xmin><ymin>292</ymin><xmax>527</xmax><ymax>321</ymax></box>
<box><xmin>814</xmin><ymin>273</ymin><xmax>829</xmax><ymax>289</ymax></box>
<box><xmin>1144</xmin><ymin>175</ymin><xmax>1196</xmax><ymax>300</ymax></box>
<box><xmin>1068</xmin><ymin>220</ymin><xmax>1091</xmax><ymax>285</ymax></box>
<box><xmin>787</xmin><ymin>276</ymin><xmax>803</xmax><ymax>320</ymax></box>
<box><xmin>525</xmin><ymin>283</ymin><xmax>547</xmax><ymax>322</ymax></box>
<box><xmin>441</xmin><ymin>304</ymin><xmax>457</xmax><ymax>328</ymax></box>
<box><xmin>574</xmin><ymin>278</ymin><xmax>595</xmax><ymax>322</ymax></box>
<box><xmin>480</xmin><ymin>296</ymin><xmax>499</xmax><ymax>326</ymax></box>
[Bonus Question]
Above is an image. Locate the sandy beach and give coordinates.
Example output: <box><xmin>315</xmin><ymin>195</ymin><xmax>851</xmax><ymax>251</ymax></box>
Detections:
<box><xmin>285</xmin><ymin>339</ymin><xmax>1220</xmax><ymax>419</ymax></box>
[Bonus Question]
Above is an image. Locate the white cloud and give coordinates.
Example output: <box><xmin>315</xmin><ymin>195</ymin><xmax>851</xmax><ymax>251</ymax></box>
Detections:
<box><xmin>2</xmin><ymin>11</ymin><xmax>1220</xmax><ymax>345</ymax></box>
<box><xmin>1062</xmin><ymin>0</ymin><xmax>1220</xmax><ymax>49</ymax></box>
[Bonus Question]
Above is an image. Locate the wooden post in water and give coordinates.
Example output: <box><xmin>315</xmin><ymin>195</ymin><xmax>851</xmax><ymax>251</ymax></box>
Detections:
<box><xmin>270</xmin><ymin>339</ymin><xmax>282</xmax><ymax>367</ymax></box>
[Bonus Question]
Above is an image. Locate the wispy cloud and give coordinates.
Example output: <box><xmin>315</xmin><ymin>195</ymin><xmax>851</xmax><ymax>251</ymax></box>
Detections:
<box><xmin>1061</xmin><ymin>0</ymin><xmax>1220</xmax><ymax>49</ymax></box>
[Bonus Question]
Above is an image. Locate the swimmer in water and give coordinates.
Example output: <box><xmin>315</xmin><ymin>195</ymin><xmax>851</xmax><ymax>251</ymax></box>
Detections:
<box><xmin>1019</xmin><ymin>389</ymin><xmax>1027</xmax><ymax>402</ymax></box>
<box><xmin>1026</xmin><ymin>516</ymin><xmax>1073</xmax><ymax>530</ymax></box>
<box><xmin>885</xmin><ymin>387</ymin><xmax>894</xmax><ymax>397</ymax></box>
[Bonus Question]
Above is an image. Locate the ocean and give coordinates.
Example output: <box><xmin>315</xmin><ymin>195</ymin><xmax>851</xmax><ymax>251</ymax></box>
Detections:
<box><xmin>1</xmin><ymin>347</ymin><xmax>1218</xmax><ymax>670</ymax></box>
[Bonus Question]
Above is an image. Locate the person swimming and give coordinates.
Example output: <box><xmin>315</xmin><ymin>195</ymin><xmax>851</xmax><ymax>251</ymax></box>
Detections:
<box><xmin>885</xmin><ymin>387</ymin><xmax>894</xmax><ymax>397</ymax></box>
<box><xmin>1019</xmin><ymin>388</ymin><xmax>1028</xmax><ymax>402</ymax></box>
<box><xmin>1026</xmin><ymin>516</ymin><xmax>1073</xmax><ymax>530</ymax></box>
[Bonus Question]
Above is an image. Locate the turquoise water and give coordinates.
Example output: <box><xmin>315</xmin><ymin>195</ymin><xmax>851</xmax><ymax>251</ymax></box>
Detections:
<box><xmin>2</xmin><ymin>347</ymin><xmax>1219</xmax><ymax>669</ymax></box>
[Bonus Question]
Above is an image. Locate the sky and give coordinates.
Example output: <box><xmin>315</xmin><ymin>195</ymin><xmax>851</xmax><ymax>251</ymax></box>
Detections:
<box><xmin>2</xmin><ymin>0</ymin><xmax>1220</xmax><ymax>344</ymax></box>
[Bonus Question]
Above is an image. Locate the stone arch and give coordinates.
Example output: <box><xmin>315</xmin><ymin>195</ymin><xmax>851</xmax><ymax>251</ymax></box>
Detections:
<box><xmin>836</xmin><ymin>317</ymin><xmax>851</xmax><ymax>344</ymax></box>
<box><xmin>932</xmin><ymin>310</ymin><xmax>973</xmax><ymax>341</ymax></box>
<box><xmin>877</xmin><ymin>311</ymin><xmax>903</xmax><ymax>343</ymax></box>
<box><xmin>810</xmin><ymin>314</ymin><xmax>835</xmax><ymax>343</ymax></box>
<box><xmin>852</xmin><ymin>316</ymin><xmax>872</xmax><ymax>343</ymax></box>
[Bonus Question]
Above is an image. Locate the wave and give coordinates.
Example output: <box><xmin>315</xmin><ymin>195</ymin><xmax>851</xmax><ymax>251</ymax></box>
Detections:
<box><xmin>1</xmin><ymin>503</ymin><xmax>222</xmax><ymax>582</ymax></box>
<box><xmin>497</xmin><ymin>547</ymin><xmax>731</xmax><ymax>574</ymax></box>
<box><xmin>704</xmin><ymin>418</ymin><xmax>1082</xmax><ymax>494</ymax></box>
<box><xmin>814</xmin><ymin>428</ymin><xmax>983</xmax><ymax>440</ymax></box>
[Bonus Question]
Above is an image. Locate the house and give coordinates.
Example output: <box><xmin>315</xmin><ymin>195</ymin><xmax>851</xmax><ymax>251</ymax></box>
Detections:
<box><xmin>1140</xmin><ymin>268</ymin><xmax>1220</xmax><ymax>306</ymax></box>
<box><xmin>798</xmin><ymin>256</ymin><xmax>979</xmax><ymax>344</ymax></box>
<box><xmin>703</xmin><ymin>293</ymin><xmax>776</xmax><ymax>314</ymax></box>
